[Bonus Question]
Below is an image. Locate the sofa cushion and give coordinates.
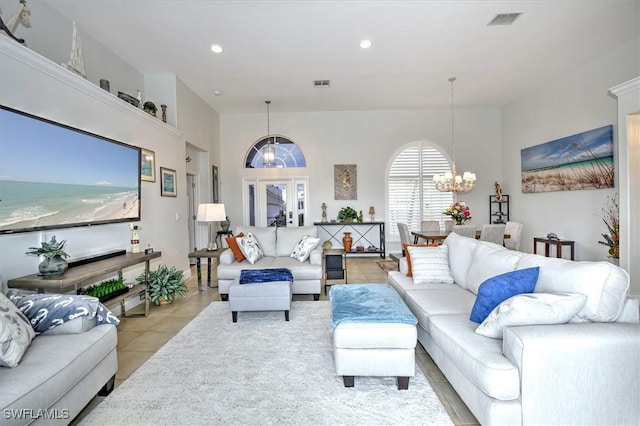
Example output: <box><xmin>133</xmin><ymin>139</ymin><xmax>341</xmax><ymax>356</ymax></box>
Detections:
<box><xmin>237</xmin><ymin>232</ymin><xmax>265</xmax><ymax>264</ymax></box>
<box><xmin>290</xmin><ymin>235</ymin><xmax>320</xmax><ymax>262</ymax></box>
<box><xmin>470</xmin><ymin>267</ymin><xmax>540</xmax><ymax>323</ymax></box>
<box><xmin>403</xmin><ymin>287</ymin><xmax>475</xmax><ymax>333</ymax></box>
<box><xmin>517</xmin><ymin>254</ymin><xmax>630</xmax><ymax>322</ymax></box>
<box><xmin>407</xmin><ymin>245</ymin><xmax>454</xmax><ymax>284</ymax></box>
<box><xmin>466</xmin><ymin>243</ymin><xmax>522</xmax><ymax>294</ymax></box>
<box><xmin>443</xmin><ymin>232</ymin><xmax>478</xmax><ymax>289</ymax></box>
<box><xmin>429</xmin><ymin>313</ymin><xmax>520</xmax><ymax>400</ymax></box>
<box><xmin>276</xmin><ymin>226</ymin><xmax>318</xmax><ymax>257</ymax></box>
<box><xmin>271</xmin><ymin>257</ymin><xmax>322</xmax><ymax>280</ymax></box>
<box><xmin>226</xmin><ymin>232</ymin><xmax>245</xmax><ymax>262</ymax></box>
<box><xmin>475</xmin><ymin>293</ymin><xmax>588</xmax><ymax>338</ymax></box>
<box><xmin>0</xmin><ymin>293</ymin><xmax>35</xmax><ymax>368</ymax></box>
<box><xmin>236</xmin><ymin>226</ymin><xmax>277</xmax><ymax>257</ymax></box>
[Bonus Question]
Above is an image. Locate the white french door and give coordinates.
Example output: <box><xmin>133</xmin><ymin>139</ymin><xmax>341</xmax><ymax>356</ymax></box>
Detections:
<box><xmin>243</xmin><ymin>178</ymin><xmax>308</xmax><ymax>227</ymax></box>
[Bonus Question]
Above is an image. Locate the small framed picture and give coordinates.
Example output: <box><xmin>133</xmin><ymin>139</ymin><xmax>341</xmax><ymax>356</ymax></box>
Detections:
<box><xmin>212</xmin><ymin>165</ymin><xmax>219</xmax><ymax>203</ymax></box>
<box><xmin>160</xmin><ymin>167</ymin><xmax>177</xmax><ymax>197</ymax></box>
<box><xmin>141</xmin><ymin>148</ymin><xmax>156</xmax><ymax>182</ymax></box>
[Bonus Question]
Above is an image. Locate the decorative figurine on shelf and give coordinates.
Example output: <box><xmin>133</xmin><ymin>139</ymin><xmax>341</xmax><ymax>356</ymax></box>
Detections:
<box><xmin>321</xmin><ymin>202</ymin><xmax>328</xmax><ymax>223</ymax></box>
<box><xmin>369</xmin><ymin>206</ymin><xmax>375</xmax><ymax>222</ymax></box>
<box><xmin>130</xmin><ymin>223</ymin><xmax>140</xmax><ymax>253</ymax></box>
<box><xmin>64</xmin><ymin>21</ymin><xmax>86</xmax><ymax>78</ymax></box>
<box><xmin>0</xmin><ymin>0</ymin><xmax>31</xmax><ymax>44</ymax></box>
<box><xmin>494</xmin><ymin>181</ymin><xmax>503</xmax><ymax>202</ymax></box>
<box><xmin>358</xmin><ymin>210</ymin><xmax>363</xmax><ymax>223</ymax></box>
<box><xmin>136</xmin><ymin>90</ymin><xmax>143</xmax><ymax>109</ymax></box>
<box><xmin>161</xmin><ymin>104</ymin><xmax>167</xmax><ymax>123</ymax></box>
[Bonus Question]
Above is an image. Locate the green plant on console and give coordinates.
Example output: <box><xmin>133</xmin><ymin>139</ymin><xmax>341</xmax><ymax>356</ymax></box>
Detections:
<box><xmin>136</xmin><ymin>264</ymin><xmax>188</xmax><ymax>305</ymax></box>
<box><xmin>79</xmin><ymin>278</ymin><xmax>126</xmax><ymax>298</ymax></box>
<box><xmin>25</xmin><ymin>236</ymin><xmax>69</xmax><ymax>260</ymax></box>
<box><xmin>337</xmin><ymin>206</ymin><xmax>358</xmax><ymax>223</ymax></box>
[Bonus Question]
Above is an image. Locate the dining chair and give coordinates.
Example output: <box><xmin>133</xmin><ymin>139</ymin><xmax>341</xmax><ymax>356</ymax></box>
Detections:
<box><xmin>504</xmin><ymin>221</ymin><xmax>524</xmax><ymax>251</ymax></box>
<box><xmin>444</xmin><ymin>219</ymin><xmax>454</xmax><ymax>232</ymax></box>
<box><xmin>480</xmin><ymin>224</ymin><xmax>507</xmax><ymax>245</ymax></box>
<box><xmin>451</xmin><ymin>225</ymin><xmax>476</xmax><ymax>239</ymax></box>
<box><xmin>419</xmin><ymin>220</ymin><xmax>440</xmax><ymax>244</ymax></box>
<box><xmin>397</xmin><ymin>222</ymin><xmax>412</xmax><ymax>255</ymax></box>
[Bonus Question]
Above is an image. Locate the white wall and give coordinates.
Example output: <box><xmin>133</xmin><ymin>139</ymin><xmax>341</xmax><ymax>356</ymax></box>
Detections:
<box><xmin>220</xmin><ymin>107</ymin><xmax>502</xmax><ymax>253</ymax></box>
<box><xmin>501</xmin><ymin>37</ymin><xmax>640</xmax><ymax>266</ymax></box>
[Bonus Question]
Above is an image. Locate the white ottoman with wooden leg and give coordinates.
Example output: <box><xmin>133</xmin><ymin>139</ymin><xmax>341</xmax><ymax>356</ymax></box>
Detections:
<box><xmin>329</xmin><ymin>284</ymin><xmax>418</xmax><ymax>390</ymax></box>
<box><xmin>229</xmin><ymin>268</ymin><xmax>293</xmax><ymax>322</ymax></box>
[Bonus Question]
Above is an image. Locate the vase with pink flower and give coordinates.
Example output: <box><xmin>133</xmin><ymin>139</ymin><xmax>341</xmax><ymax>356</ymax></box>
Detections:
<box><xmin>443</xmin><ymin>201</ymin><xmax>472</xmax><ymax>225</ymax></box>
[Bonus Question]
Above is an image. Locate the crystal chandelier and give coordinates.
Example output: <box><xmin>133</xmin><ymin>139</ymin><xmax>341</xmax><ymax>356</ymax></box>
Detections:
<box><xmin>263</xmin><ymin>100</ymin><xmax>276</xmax><ymax>167</ymax></box>
<box><xmin>434</xmin><ymin>77</ymin><xmax>476</xmax><ymax>193</ymax></box>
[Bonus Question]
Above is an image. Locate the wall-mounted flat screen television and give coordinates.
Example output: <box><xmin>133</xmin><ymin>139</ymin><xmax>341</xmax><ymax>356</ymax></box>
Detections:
<box><xmin>0</xmin><ymin>105</ymin><xmax>141</xmax><ymax>234</ymax></box>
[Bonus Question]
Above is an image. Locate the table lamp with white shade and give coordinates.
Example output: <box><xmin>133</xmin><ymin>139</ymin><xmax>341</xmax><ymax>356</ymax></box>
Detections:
<box><xmin>197</xmin><ymin>203</ymin><xmax>226</xmax><ymax>250</ymax></box>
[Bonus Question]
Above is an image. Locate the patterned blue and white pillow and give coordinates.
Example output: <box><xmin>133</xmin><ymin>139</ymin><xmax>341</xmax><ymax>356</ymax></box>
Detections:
<box><xmin>0</xmin><ymin>292</ymin><xmax>35</xmax><ymax>367</ymax></box>
<box><xmin>237</xmin><ymin>232</ymin><xmax>264</xmax><ymax>264</ymax></box>
<box><xmin>290</xmin><ymin>235</ymin><xmax>320</xmax><ymax>262</ymax></box>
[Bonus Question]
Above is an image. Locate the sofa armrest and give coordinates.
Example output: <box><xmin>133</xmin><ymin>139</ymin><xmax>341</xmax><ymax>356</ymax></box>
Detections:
<box><xmin>309</xmin><ymin>247</ymin><xmax>322</xmax><ymax>266</ymax></box>
<box><xmin>219</xmin><ymin>248</ymin><xmax>236</xmax><ymax>265</ymax></box>
<box><xmin>503</xmin><ymin>323</ymin><xmax>640</xmax><ymax>425</ymax></box>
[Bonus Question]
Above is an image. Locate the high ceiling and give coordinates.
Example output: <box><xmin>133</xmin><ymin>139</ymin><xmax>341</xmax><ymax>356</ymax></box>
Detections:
<box><xmin>45</xmin><ymin>0</ymin><xmax>639</xmax><ymax>113</ymax></box>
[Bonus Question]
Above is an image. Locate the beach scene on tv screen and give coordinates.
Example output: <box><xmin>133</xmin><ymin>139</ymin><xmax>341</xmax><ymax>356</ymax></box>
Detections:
<box><xmin>0</xmin><ymin>108</ymin><xmax>140</xmax><ymax>232</ymax></box>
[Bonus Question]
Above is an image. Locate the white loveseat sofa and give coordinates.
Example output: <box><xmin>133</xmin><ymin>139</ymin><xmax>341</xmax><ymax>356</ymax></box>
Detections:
<box><xmin>388</xmin><ymin>232</ymin><xmax>640</xmax><ymax>426</ymax></box>
<box><xmin>217</xmin><ymin>226</ymin><xmax>322</xmax><ymax>301</ymax></box>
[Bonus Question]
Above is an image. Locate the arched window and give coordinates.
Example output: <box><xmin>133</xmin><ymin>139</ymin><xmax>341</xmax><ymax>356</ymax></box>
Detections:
<box><xmin>245</xmin><ymin>136</ymin><xmax>307</xmax><ymax>168</ymax></box>
<box><xmin>388</xmin><ymin>143</ymin><xmax>454</xmax><ymax>238</ymax></box>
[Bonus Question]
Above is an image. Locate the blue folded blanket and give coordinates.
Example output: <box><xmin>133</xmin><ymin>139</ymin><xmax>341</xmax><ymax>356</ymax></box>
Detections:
<box><xmin>329</xmin><ymin>284</ymin><xmax>417</xmax><ymax>331</ymax></box>
<box><xmin>239</xmin><ymin>268</ymin><xmax>293</xmax><ymax>284</ymax></box>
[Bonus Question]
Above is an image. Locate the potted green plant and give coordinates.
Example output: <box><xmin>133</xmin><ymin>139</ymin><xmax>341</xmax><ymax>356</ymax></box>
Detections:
<box><xmin>25</xmin><ymin>235</ymin><xmax>70</xmax><ymax>278</ymax></box>
<box><xmin>79</xmin><ymin>277</ymin><xmax>128</xmax><ymax>302</ymax></box>
<box><xmin>337</xmin><ymin>206</ymin><xmax>358</xmax><ymax>223</ymax></box>
<box><xmin>143</xmin><ymin>101</ymin><xmax>157</xmax><ymax>117</ymax></box>
<box><xmin>136</xmin><ymin>264</ymin><xmax>188</xmax><ymax>305</ymax></box>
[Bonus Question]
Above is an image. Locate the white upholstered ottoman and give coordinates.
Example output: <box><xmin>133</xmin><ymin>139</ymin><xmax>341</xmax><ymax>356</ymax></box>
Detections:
<box><xmin>228</xmin><ymin>268</ymin><xmax>293</xmax><ymax>322</ymax></box>
<box><xmin>329</xmin><ymin>284</ymin><xmax>418</xmax><ymax>390</ymax></box>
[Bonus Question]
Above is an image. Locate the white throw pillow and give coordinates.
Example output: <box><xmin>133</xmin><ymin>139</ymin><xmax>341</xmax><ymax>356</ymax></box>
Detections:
<box><xmin>237</xmin><ymin>232</ymin><xmax>264</xmax><ymax>264</ymax></box>
<box><xmin>407</xmin><ymin>245</ymin><xmax>454</xmax><ymax>284</ymax></box>
<box><xmin>0</xmin><ymin>293</ymin><xmax>35</xmax><ymax>367</ymax></box>
<box><xmin>475</xmin><ymin>292</ymin><xmax>588</xmax><ymax>339</ymax></box>
<box><xmin>465</xmin><ymin>243</ymin><xmax>521</xmax><ymax>294</ymax></box>
<box><xmin>290</xmin><ymin>235</ymin><xmax>320</xmax><ymax>262</ymax></box>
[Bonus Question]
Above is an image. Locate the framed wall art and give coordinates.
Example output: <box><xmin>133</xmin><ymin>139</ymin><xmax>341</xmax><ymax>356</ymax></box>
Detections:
<box><xmin>334</xmin><ymin>164</ymin><xmax>357</xmax><ymax>200</ymax></box>
<box><xmin>521</xmin><ymin>125</ymin><xmax>614</xmax><ymax>193</ymax></box>
<box><xmin>160</xmin><ymin>167</ymin><xmax>177</xmax><ymax>197</ymax></box>
<box><xmin>141</xmin><ymin>148</ymin><xmax>155</xmax><ymax>182</ymax></box>
<box><xmin>212</xmin><ymin>165</ymin><xmax>219</xmax><ymax>203</ymax></box>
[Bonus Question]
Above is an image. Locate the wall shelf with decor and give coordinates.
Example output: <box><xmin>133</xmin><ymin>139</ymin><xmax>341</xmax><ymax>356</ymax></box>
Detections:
<box><xmin>489</xmin><ymin>195</ymin><xmax>509</xmax><ymax>224</ymax></box>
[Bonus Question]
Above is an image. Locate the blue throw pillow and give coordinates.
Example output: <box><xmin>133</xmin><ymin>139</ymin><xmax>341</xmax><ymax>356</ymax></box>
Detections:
<box><xmin>469</xmin><ymin>267</ymin><xmax>540</xmax><ymax>323</ymax></box>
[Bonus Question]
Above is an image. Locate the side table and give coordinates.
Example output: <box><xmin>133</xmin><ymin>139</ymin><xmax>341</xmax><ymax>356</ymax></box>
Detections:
<box><xmin>533</xmin><ymin>237</ymin><xmax>575</xmax><ymax>260</ymax></box>
<box><xmin>324</xmin><ymin>248</ymin><xmax>347</xmax><ymax>295</ymax></box>
<box><xmin>188</xmin><ymin>249</ymin><xmax>223</xmax><ymax>291</ymax></box>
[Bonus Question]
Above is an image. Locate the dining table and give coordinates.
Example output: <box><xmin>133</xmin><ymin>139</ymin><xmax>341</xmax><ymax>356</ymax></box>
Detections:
<box><xmin>411</xmin><ymin>230</ymin><xmax>510</xmax><ymax>244</ymax></box>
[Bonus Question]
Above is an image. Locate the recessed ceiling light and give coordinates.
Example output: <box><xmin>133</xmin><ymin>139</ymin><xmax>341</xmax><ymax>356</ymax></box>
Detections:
<box><xmin>210</xmin><ymin>44</ymin><xmax>223</xmax><ymax>53</ymax></box>
<box><xmin>359</xmin><ymin>40</ymin><xmax>372</xmax><ymax>49</ymax></box>
<box><xmin>213</xmin><ymin>90</ymin><xmax>221</xmax><ymax>96</ymax></box>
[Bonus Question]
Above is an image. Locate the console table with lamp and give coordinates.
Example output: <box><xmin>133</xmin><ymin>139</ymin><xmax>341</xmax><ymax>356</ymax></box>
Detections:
<box><xmin>193</xmin><ymin>203</ymin><xmax>227</xmax><ymax>290</ymax></box>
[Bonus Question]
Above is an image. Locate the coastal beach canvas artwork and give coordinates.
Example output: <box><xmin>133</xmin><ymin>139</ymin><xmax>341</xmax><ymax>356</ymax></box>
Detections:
<box><xmin>521</xmin><ymin>125</ymin><xmax>614</xmax><ymax>193</ymax></box>
<box><xmin>0</xmin><ymin>107</ymin><xmax>141</xmax><ymax>234</ymax></box>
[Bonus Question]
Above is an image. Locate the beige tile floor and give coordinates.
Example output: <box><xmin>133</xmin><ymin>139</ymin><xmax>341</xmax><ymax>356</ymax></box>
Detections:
<box><xmin>74</xmin><ymin>257</ymin><xmax>479</xmax><ymax>425</ymax></box>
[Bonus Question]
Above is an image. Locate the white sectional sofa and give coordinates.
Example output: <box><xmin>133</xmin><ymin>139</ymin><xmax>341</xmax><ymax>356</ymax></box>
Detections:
<box><xmin>217</xmin><ymin>226</ymin><xmax>322</xmax><ymax>301</ymax></box>
<box><xmin>388</xmin><ymin>232</ymin><xmax>640</xmax><ymax>426</ymax></box>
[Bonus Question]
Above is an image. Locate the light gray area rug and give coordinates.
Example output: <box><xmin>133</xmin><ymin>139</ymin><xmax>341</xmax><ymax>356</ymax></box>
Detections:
<box><xmin>81</xmin><ymin>301</ymin><xmax>453</xmax><ymax>425</ymax></box>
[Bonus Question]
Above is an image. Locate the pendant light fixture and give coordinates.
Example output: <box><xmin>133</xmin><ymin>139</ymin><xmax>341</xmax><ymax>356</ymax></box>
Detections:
<box><xmin>263</xmin><ymin>100</ymin><xmax>276</xmax><ymax>167</ymax></box>
<box><xmin>434</xmin><ymin>77</ymin><xmax>476</xmax><ymax>193</ymax></box>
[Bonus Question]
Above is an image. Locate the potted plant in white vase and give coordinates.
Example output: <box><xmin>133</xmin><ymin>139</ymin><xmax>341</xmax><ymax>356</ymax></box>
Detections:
<box><xmin>25</xmin><ymin>236</ymin><xmax>70</xmax><ymax>278</ymax></box>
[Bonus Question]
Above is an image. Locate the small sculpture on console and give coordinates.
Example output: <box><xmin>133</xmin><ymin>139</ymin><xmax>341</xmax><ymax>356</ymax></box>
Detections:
<box><xmin>494</xmin><ymin>181</ymin><xmax>503</xmax><ymax>202</ymax></box>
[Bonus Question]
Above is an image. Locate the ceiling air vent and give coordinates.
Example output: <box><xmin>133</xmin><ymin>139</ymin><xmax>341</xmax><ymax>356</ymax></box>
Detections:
<box><xmin>313</xmin><ymin>80</ymin><xmax>331</xmax><ymax>88</ymax></box>
<box><xmin>488</xmin><ymin>13</ymin><xmax>522</xmax><ymax>26</ymax></box>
